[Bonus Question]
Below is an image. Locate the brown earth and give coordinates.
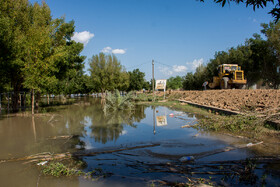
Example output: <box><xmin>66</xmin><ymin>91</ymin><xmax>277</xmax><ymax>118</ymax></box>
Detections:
<box><xmin>164</xmin><ymin>89</ymin><xmax>280</xmax><ymax>121</ymax></box>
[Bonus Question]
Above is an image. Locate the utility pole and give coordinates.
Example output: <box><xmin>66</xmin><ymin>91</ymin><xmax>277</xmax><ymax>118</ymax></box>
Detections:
<box><xmin>152</xmin><ymin>60</ymin><xmax>155</xmax><ymax>101</ymax></box>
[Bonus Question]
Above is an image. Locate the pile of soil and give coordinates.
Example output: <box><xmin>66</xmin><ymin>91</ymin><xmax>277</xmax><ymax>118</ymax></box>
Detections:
<box><xmin>166</xmin><ymin>89</ymin><xmax>280</xmax><ymax>120</ymax></box>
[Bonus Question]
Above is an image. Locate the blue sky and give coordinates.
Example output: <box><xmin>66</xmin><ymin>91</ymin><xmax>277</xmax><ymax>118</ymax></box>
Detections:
<box><xmin>31</xmin><ymin>0</ymin><xmax>274</xmax><ymax>80</ymax></box>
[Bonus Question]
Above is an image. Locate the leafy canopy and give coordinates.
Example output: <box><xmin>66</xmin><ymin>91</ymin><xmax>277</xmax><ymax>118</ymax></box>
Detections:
<box><xmin>128</xmin><ymin>69</ymin><xmax>146</xmax><ymax>91</ymax></box>
<box><xmin>89</xmin><ymin>53</ymin><xmax>129</xmax><ymax>92</ymax></box>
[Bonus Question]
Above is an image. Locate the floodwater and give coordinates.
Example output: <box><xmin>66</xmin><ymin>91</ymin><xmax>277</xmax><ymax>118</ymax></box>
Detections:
<box><xmin>0</xmin><ymin>98</ymin><xmax>279</xmax><ymax>187</ymax></box>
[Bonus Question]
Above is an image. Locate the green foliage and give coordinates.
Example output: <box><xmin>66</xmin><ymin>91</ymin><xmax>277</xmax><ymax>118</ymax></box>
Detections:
<box><xmin>103</xmin><ymin>90</ymin><xmax>135</xmax><ymax>112</ymax></box>
<box><xmin>89</xmin><ymin>53</ymin><xmax>129</xmax><ymax>93</ymax></box>
<box><xmin>200</xmin><ymin>115</ymin><xmax>261</xmax><ymax>135</ymax></box>
<box><xmin>0</xmin><ymin>0</ymin><xmax>86</xmax><ymax>111</ymax></box>
<box><xmin>41</xmin><ymin>160</ymin><xmax>107</xmax><ymax>179</ymax></box>
<box><xmin>128</xmin><ymin>68</ymin><xmax>146</xmax><ymax>91</ymax></box>
<box><xmin>260</xmin><ymin>22</ymin><xmax>280</xmax><ymax>88</ymax></box>
<box><xmin>199</xmin><ymin>0</ymin><xmax>280</xmax><ymax>21</ymax></box>
<box><xmin>167</xmin><ymin>76</ymin><xmax>183</xmax><ymax>90</ymax></box>
<box><xmin>183</xmin><ymin>64</ymin><xmax>207</xmax><ymax>90</ymax></box>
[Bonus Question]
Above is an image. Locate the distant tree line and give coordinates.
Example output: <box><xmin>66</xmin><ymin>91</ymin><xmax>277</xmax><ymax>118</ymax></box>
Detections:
<box><xmin>183</xmin><ymin>21</ymin><xmax>280</xmax><ymax>90</ymax></box>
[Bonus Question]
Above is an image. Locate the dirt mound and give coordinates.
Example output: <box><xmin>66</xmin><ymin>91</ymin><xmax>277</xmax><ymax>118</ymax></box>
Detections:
<box><xmin>168</xmin><ymin>89</ymin><xmax>280</xmax><ymax>117</ymax></box>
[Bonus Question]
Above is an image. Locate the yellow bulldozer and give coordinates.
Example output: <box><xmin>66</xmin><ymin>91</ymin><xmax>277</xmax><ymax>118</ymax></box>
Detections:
<box><xmin>208</xmin><ymin>64</ymin><xmax>247</xmax><ymax>89</ymax></box>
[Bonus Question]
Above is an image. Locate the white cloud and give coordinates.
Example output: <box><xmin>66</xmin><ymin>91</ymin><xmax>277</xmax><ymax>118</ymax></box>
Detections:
<box><xmin>112</xmin><ymin>49</ymin><xmax>126</xmax><ymax>54</ymax></box>
<box><xmin>186</xmin><ymin>58</ymin><xmax>204</xmax><ymax>72</ymax></box>
<box><xmin>159</xmin><ymin>66</ymin><xmax>173</xmax><ymax>76</ymax></box>
<box><xmin>173</xmin><ymin>65</ymin><xmax>187</xmax><ymax>73</ymax></box>
<box><xmin>101</xmin><ymin>46</ymin><xmax>112</xmax><ymax>53</ymax></box>
<box><xmin>71</xmin><ymin>31</ymin><xmax>94</xmax><ymax>45</ymax></box>
<box><xmin>121</xmin><ymin>130</ymin><xmax>128</xmax><ymax>135</ymax></box>
<box><xmin>159</xmin><ymin>65</ymin><xmax>188</xmax><ymax>77</ymax></box>
<box><xmin>101</xmin><ymin>46</ymin><xmax>126</xmax><ymax>54</ymax></box>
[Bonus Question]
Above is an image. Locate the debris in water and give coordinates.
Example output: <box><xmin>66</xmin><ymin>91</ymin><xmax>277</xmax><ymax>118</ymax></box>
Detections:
<box><xmin>179</xmin><ymin>156</ymin><xmax>195</xmax><ymax>162</ymax></box>
<box><xmin>246</xmin><ymin>141</ymin><xmax>263</xmax><ymax>147</ymax></box>
<box><xmin>169</xmin><ymin>113</ymin><xmax>174</xmax><ymax>117</ymax></box>
<box><xmin>181</xmin><ymin>124</ymin><xmax>191</xmax><ymax>128</ymax></box>
<box><xmin>37</xmin><ymin>161</ymin><xmax>48</xmax><ymax>166</ymax></box>
<box><xmin>193</xmin><ymin>133</ymin><xmax>199</xmax><ymax>137</ymax></box>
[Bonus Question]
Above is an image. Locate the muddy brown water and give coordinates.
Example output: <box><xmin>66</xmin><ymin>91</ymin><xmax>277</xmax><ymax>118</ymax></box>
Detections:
<box><xmin>0</xmin><ymin>98</ymin><xmax>279</xmax><ymax>187</ymax></box>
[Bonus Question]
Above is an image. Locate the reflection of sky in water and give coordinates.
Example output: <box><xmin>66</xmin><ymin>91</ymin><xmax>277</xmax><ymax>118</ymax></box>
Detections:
<box><xmin>78</xmin><ymin>105</ymin><xmax>251</xmax><ymax>162</ymax></box>
<box><xmin>79</xmin><ymin>106</ymin><xmax>199</xmax><ymax>149</ymax></box>
<box><xmin>80</xmin><ymin>116</ymin><xmax>95</xmax><ymax>149</ymax></box>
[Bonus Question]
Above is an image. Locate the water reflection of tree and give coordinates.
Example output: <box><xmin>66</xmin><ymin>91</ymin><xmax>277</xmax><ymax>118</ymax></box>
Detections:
<box><xmin>37</xmin><ymin>98</ymin><xmax>147</xmax><ymax>146</ymax></box>
<box><xmin>89</xmin><ymin>104</ymin><xmax>147</xmax><ymax>144</ymax></box>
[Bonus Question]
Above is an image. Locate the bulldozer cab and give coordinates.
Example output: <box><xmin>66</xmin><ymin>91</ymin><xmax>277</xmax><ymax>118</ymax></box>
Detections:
<box><xmin>218</xmin><ymin>64</ymin><xmax>240</xmax><ymax>77</ymax></box>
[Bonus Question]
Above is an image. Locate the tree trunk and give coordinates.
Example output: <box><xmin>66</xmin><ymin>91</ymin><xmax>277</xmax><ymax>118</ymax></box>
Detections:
<box><xmin>35</xmin><ymin>91</ymin><xmax>40</xmax><ymax>113</ymax></box>
<box><xmin>47</xmin><ymin>94</ymin><xmax>50</xmax><ymax>105</ymax></box>
<box><xmin>21</xmin><ymin>92</ymin><xmax>26</xmax><ymax>111</ymax></box>
<box><xmin>12</xmin><ymin>89</ymin><xmax>20</xmax><ymax>112</ymax></box>
<box><xmin>11</xmin><ymin>76</ymin><xmax>23</xmax><ymax>112</ymax></box>
<box><xmin>31</xmin><ymin>89</ymin><xmax>35</xmax><ymax>115</ymax></box>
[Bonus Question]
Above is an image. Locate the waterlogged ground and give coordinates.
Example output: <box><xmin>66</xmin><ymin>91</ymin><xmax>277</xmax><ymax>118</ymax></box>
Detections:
<box><xmin>0</xmin><ymin>98</ymin><xmax>279</xmax><ymax>186</ymax></box>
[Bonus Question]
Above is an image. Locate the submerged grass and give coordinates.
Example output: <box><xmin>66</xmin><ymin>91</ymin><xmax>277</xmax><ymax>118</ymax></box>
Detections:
<box><xmin>40</xmin><ymin>160</ymin><xmax>108</xmax><ymax>179</ymax></box>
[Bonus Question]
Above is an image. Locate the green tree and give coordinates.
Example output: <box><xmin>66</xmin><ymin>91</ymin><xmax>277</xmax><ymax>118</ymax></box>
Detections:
<box><xmin>0</xmin><ymin>0</ymin><xmax>86</xmax><ymax>112</ymax></box>
<box><xmin>199</xmin><ymin>0</ymin><xmax>280</xmax><ymax>21</ymax></box>
<box><xmin>261</xmin><ymin>22</ymin><xmax>280</xmax><ymax>88</ymax></box>
<box><xmin>0</xmin><ymin>0</ymin><xmax>32</xmax><ymax>111</ymax></box>
<box><xmin>183</xmin><ymin>72</ymin><xmax>196</xmax><ymax>90</ymax></box>
<box><xmin>20</xmin><ymin>2</ymin><xmax>58</xmax><ymax>113</ymax></box>
<box><xmin>51</xmin><ymin>20</ymin><xmax>86</xmax><ymax>94</ymax></box>
<box><xmin>167</xmin><ymin>76</ymin><xmax>183</xmax><ymax>90</ymax></box>
<box><xmin>89</xmin><ymin>53</ymin><xmax>129</xmax><ymax>93</ymax></box>
<box><xmin>128</xmin><ymin>69</ymin><xmax>145</xmax><ymax>91</ymax></box>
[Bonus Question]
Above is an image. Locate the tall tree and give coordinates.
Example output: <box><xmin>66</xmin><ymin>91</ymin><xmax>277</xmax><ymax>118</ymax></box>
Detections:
<box><xmin>261</xmin><ymin>22</ymin><xmax>280</xmax><ymax>88</ymax></box>
<box><xmin>183</xmin><ymin>72</ymin><xmax>196</xmax><ymax>90</ymax></box>
<box><xmin>89</xmin><ymin>53</ymin><xmax>129</xmax><ymax>93</ymax></box>
<box><xmin>128</xmin><ymin>69</ymin><xmax>145</xmax><ymax>91</ymax></box>
<box><xmin>0</xmin><ymin>0</ymin><xmax>31</xmax><ymax>111</ymax></box>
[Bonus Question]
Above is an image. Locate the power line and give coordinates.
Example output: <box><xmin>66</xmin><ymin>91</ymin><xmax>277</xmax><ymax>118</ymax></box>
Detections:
<box><xmin>126</xmin><ymin>61</ymin><xmax>151</xmax><ymax>70</ymax></box>
<box><xmin>153</xmin><ymin>60</ymin><xmax>173</xmax><ymax>68</ymax></box>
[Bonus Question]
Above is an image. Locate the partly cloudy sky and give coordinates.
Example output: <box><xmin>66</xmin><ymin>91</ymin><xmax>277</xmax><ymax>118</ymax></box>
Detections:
<box><xmin>159</xmin><ymin>58</ymin><xmax>204</xmax><ymax>78</ymax></box>
<box><xmin>101</xmin><ymin>47</ymin><xmax>126</xmax><ymax>54</ymax></box>
<box><xmin>71</xmin><ymin>31</ymin><xmax>94</xmax><ymax>45</ymax></box>
<box><xmin>38</xmin><ymin>0</ymin><xmax>274</xmax><ymax>80</ymax></box>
